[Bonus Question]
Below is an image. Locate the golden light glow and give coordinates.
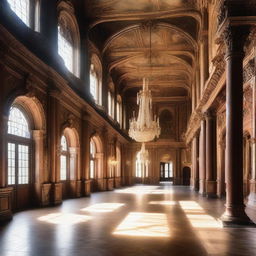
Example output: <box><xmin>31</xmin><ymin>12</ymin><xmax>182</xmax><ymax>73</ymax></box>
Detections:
<box><xmin>113</xmin><ymin>212</ymin><xmax>170</xmax><ymax>238</ymax></box>
<box><xmin>37</xmin><ymin>213</ymin><xmax>92</xmax><ymax>224</ymax></box>
<box><xmin>179</xmin><ymin>201</ymin><xmax>222</xmax><ymax>229</ymax></box>
<box><xmin>149</xmin><ymin>201</ymin><xmax>176</xmax><ymax>206</ymax></box>
<box><xmin>81</xmin><ymin>203</ymin><xmax>125</xmax><ymax>213</ymax></box>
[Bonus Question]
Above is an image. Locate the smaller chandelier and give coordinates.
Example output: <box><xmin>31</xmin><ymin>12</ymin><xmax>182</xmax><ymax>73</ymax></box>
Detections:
<box><xmin>129</xmin><ymin>78</ymin><xmax>161</xmax><ymax>143</ymax></box>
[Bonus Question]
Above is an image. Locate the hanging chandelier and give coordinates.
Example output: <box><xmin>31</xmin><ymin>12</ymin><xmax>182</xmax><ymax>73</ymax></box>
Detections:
<box><xmin>129</xmin><ymin>77</ymin><xmax>161</xmax><ymax>142</ymax></box>
<box><xmin>128</xmin><ymin>21</ymin><xmax>161</xmax><ymax>143</ymax></box>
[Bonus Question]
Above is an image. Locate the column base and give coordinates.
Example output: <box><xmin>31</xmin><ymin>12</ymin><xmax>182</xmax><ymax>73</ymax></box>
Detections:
<box><xmin>107</xmin><ymin>178</ymin><xmax>114</xmax><ymax>191</ymax></box>
<box><xmin>41</xmin><ymin>183</ymin><xmax>51</xmax><ymax>206</ymax></box>
<box><xmin>0</xmin><ymin>187</ymin><xmax>13</xmax><ymax>222</ymax></box>
<box><xmin>206</xmin><ymin>180</ymin><xmax>217</xmax><ymax>198</ymax></box>
<box><xmin>51</xmin><ymin>183</ymin><xmax>62</xmax><ymax>205</ymax></box>
<box><xmin>199</xmin><ymin>180</ymin><xmax>206</xmax><ymax>196</ymax></box>
<box><xmin>82</xmin><ymin>180</ymin><xmax>91</xmax><ymax>196</ymax></box>
<box><xmin>247</xmin><ymin>180</ymin><xmax>256</xmax><ymax>209</ymax></box>
<box><xmin>221</xmin><ymin>205</ymin><xmax>255</xmax><ymax>227</ymax></box>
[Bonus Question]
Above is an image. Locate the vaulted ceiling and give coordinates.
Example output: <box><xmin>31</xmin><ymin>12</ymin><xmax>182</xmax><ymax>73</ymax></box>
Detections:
<box><xmin>84</xmin><ymin>0</ymin><xmax>201</xmax><ymax>102</ymax></box>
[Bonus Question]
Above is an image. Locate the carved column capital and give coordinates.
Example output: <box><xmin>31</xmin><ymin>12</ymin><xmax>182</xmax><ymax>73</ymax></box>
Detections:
<box><xmin>222</xmin><ymin>24</ymin><xmax>250</xmax><ymax>57</ymax></box>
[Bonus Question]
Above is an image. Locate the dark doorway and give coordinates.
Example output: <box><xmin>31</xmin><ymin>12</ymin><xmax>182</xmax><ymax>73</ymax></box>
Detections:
<box><xmin>183</xmin><ymin>167</ymin><xmax>191</xmax><ymax>186</ymax></box>
<box><xmin>160</xmin><ymin>162</ymin><xmax>173</xmax><ymax>182</ymax></box>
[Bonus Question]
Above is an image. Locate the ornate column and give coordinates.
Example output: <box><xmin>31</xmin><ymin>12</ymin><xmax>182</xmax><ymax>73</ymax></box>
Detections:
<box><xmin>199</xmin><ymin>116</ymin><xmax>206</xmax><ymax>195</ymax></box>
<box><xmin>48</xmin><ymin>89</ymin><xmax>62</xmax><ymax>205</ymax></box>
<box><xmin>248</xmin><ymin>62</ymin><xmax>256</xmax><ymax>209</ymax></box>
<box><xmin>205</xmin><ymin>110</ymin><xmax>217</xmax><ymax>197</ymax></box>
<box><xmin>32</xmin><ymin>130</ymin><xmax>48</xmax><ymax>206</ymax></box>
<box><xmin>221</xmin><ymin>24</ymin><xmax>252</xmax><ymax>225</ymax></box>
<box><xmin>192</xmin><ymin>135</ymin><xmax>199</xmax><ymax>191</ymax></box>
<box><xmin>81</xmin><ymin>112</ymin><xmax>91</xmax><ymax>196</ymax></box>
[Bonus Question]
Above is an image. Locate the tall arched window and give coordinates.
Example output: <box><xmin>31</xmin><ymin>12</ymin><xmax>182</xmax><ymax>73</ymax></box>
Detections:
<box><xmin>135</xmin><ymin>151</ymin><xmax>148</xmax><ymax>179</ymax></box>
<box><xmin>90</xmin><ymin>64</ymin><xmax>98</xmax><ymax>101</ymax></box>
<box><xmin>7</xmin><ymin>106</ymin><xmax>31</xmax><ymax>185</ymax></box>
<box><xmin>90</xmin><ymin>139</ymin><xmax>96</xmax><ymax>179</ymax></box>
<box><xmin>90</xmin><ymin>55</ymin><xmax>102</xmax><ymax>105</ymax></box>
<box><xmin>117</xmin><ymin>96</ymin><xmax>122</xmax><ymax>125</ymax></box>
<box><xmin>60</xmin><ymin>135</ymin><xmax>69</xmax><ymax>181</ymax></box>
<box><xmin>7</xmin><ymin>0</ymin><xmax>30</xmax><ymax>26</ymax></box>
<box><xmin>57</xmin><ymin>1</ymin><xmax>80</xmax><ymax>77</ymax></box>
<box><xmin>58</xmin><ymin>21</ymin><xmax>73</xmax><ymax>73</ymax></box>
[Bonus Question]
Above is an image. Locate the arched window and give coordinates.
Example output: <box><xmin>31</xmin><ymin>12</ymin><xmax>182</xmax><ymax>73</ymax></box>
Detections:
<box><xmin>60</xmin><ymin>135</ymin><xmax>68</xmax><ymax>181</ymax></box>
<box><xmin>57</xmin><ymin>1</ymin><xmax>80</xmax><ymax>77</ymax></box>
<box><xmin>90</xmin><ymin>64</ymin><xmax>98</xmax><ymax>101</ymax></box>
<box><xmin>58</xmin><ymin>21</ymin><xmax>73</xmax><ymax>73</ymax></box>
<box><xmin>90</xmin><ymin>139</ymin><xmax>96</xmax><ymax>179</ymax></box>
<box><xmin>108</xmin><ymin>91</ymin><xmax>115</xmax><ymax>119</ymax></box>
<box><xmin>90</xmin><ymin>55</ymin><xmax>102</xmax><ymax>105</ymax></box>
<box><xmin>7</xmin><ymin>0</ymin><xmax>30</xmax><ymax>26</ymax></box>
<box><xmin>7</xmin><ymin>106</ymin><xmax>31</xmax><ymax>185</ymax></box>
<box><xmin>117</xmin><ymin>96</ymin><xmax>122</xmax><ymax>125</ymax></box>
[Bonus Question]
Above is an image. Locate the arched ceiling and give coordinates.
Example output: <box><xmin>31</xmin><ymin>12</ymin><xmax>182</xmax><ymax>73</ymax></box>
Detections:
<box><xmin>85</xmin><ymin>0</ymin><xmax>201</xmax><ymax>101</ymax></box>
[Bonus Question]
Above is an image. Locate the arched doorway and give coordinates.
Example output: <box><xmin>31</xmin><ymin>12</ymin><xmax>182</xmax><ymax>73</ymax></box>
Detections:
<box><xmin>182</xmin><ymin>167</ymin><xmax>191</xmax><ymax>186</ymax></box>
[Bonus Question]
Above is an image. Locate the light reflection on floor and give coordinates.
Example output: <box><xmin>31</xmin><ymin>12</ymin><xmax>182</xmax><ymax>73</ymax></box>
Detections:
<box><xmin>2</xmin><ymin>185</ymin><xmax>256</xmax><ymax>256</ymax></box>
<box><xmin>113</xmin><ymin>212</ymin><xmax>170</xmax><ymax>238</ymax></box>
<box><xmin>179</xmin><ymin>201</ymin><xmax>222</xmax><ymax>228</ymax></box>
<box><xmin>115</xmin><ymin>186</ymin><xmax>172</xmax><ymax>195</ymax></box>
<box><xmin>37</xmin><ymin>213</ymin><xmax>93</xmax><ymax>224</ymax></box>
<box><xmin>149</xmin><ymin>201</ymin><xmax>176</xmax><ymax>206</ymax></box>
<box><xmin>81</xmin><ymin>203</ymin><xmax>125</xmax><ymax>213</ymax></box>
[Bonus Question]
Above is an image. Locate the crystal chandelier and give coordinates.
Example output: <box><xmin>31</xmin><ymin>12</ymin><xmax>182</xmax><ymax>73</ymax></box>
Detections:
<box><xmin>129</xmin><ymin>77</ymin><xmax>161</xmax><ymax>143</ymax></box>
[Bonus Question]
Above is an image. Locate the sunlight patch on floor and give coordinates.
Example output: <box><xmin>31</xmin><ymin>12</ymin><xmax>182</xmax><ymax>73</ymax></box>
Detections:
<box><xmin>37</xmin><ymin>213</ymin><xmax>92</xmax><ymax>224</ymax></box>
<box><xmin>113</xmin><ymin>212</ymin><xmax>170</xmax><ymax>238</ymax></box>
<box><xmin>179</xmin><ymin>201</ymin><xmax>222</xmax><ymax>228</ymax></box>
<box><xmin>149</xmin><ymin>201</ymin><xmax>176</xmax><ymax>206</ymax></box>
<box><xmin>115</xmin><ymin>186</ymin><xmax>167</xmax><ymax>195</ymax></box>
<box><xmin>81</xmin><ymin>203</ymin><xmax>125</xmax><ymax>213</ymax></box>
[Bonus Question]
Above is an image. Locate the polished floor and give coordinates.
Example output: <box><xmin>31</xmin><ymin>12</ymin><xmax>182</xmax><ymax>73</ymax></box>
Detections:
<box><xmin>1</xmin><ymin>184</ymin><xmax>256</xmax><ymax>256</ymax></box>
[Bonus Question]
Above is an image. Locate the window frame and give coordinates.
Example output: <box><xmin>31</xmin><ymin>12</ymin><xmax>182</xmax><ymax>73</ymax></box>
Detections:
<box><xmin>60</xmin><ymin>135</ymin><xmax>70</xmax><ymax>181</ymax></box>
<box><xmin>7</xmin><ymin>106</ymin><xmax>33</xmax><ymax>186</ymax></box>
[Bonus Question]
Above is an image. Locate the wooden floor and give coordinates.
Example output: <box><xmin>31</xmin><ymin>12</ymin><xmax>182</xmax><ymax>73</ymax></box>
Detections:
<box><xmin>0</xmin><ymin>184</ymin><xmax>256</xmax><ymax>256</ymax></box>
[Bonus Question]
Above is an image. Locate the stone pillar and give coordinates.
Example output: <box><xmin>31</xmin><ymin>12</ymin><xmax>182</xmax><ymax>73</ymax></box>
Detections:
<box><xmin>48</xmin><ymin>91</ymin><xmax>62</xmax><ymax>205</ymax></box>
<box><xmin>248</xmin><ymin>70</ymin><xmax>256</xmax><ymax>209</ymax></box>
<box><xmin>205</xmin><ymin>110</ymin><xmax>217</xmax><ymax>197</ymax></box>
<box><xmin>40</xmin><ymin>0</ymin><xmax>58</xmax><ymax>54</ymax></box>
<box><xmin>192</xmin><ymin>135</ymin><xmax>199</xmax><ymax>191</ymax></box>
<box><xmin>32</xmin><ymin>130</ymin><xmax>46</xmax><ymax>206</ymax></box>
<box><xmin>81</xmin><ymin>112</ymin><xmax>91</xmax><ymax>196</ymax></box>
<box><xmin>221</xmin><ymin>25</ymin><xmax>252</xmax><ymax>225</ymax></box>
<box><xmin>0</xmin><ymin>113</ymin><xmax>13</xmax><ymax>221</ymax></box>
<box><xmin>217</xmin><ymin>139</ymin><xmax>226</xmax><ymax>198</ymax></box>
<box><xmin>199</xmin><ymin>117</ymin><xmax>206</xmax><ymax>195</ymax></box>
